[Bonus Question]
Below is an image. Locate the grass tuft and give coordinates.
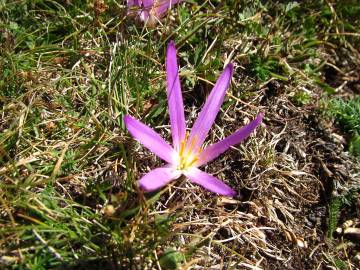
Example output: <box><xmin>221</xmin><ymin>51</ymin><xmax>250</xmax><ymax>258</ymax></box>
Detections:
<box><xmin>1</xmin><ymin>0</ymin><xmax>359</xmax><ymax>269</ymax></box>
<box><xmin>326</xmin><ymin>97</ymin><xmax>360</xmax><ymax>156</ymax></box>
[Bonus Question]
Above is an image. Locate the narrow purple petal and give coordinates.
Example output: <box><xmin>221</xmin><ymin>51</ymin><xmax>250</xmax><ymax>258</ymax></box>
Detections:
<box><xmin>127</xmin><ymin>0</ymin><xmax>152</xmax><ymax>21</ymax></box>
<box><xmin>184</xmin><ymin>167</ymin><xmax>236</xmax><ymax>196</ymax></box>
<box><xmin>154</xmin><ymin>0</ymin><xmax>182</xmax><ymax>17</ymax></box>
<box><xmin>166</xmin><ymin>40</ymin><xmax>186</xmax><ymax>151</ymax></box>
<box><xmin>127</xmin><ymin>0</ymin><xmax>143</xmax><ymax>19</ymax></box>
<box><xmin>139</xmin><ymin>167</ymin><xmax>181</xmax><ymax>191</ymax></box>
<box><xmin>142</xmin><ymin>0</ymin><xmax>154</xmax><ymax>8</ymax></box>
<box><xmin>186</xmin><ymin>64</ymin><xmax>234</xmax><ymax>152</ymax></box>
<box><xmin>197</xmin><ymin>113</ymin><xmax>264</xmax><ymax>166</ymax></box>
<box><xmin>139</xmin><ymin>0</ymin><xmax>153</xmax><ymax>21</ymax></box>
<box><xmin>139</xmin><ymin>10</ymin><xmax>151</xmax><ymax>21</ymax></box>
<box><xmin>127</xmin><ymin>0</ymin><xmax>136</xmax><ymax>7</ymax></box>
<box><xmin>124</xmin><ymin>115</ymin><xmax>176</xmax><ymax>164</ymax></box>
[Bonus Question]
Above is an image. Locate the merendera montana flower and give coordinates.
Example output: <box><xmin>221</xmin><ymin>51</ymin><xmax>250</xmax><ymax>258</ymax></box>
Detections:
<box><xmin>127</xmin><ymin>0</ymin><xmax>182</xmax><ymax>25</ymax></box>
<box><xmin>124</xmin><ymin>41</ymin><xmax>264</xmax><ymax>197</ymax></box>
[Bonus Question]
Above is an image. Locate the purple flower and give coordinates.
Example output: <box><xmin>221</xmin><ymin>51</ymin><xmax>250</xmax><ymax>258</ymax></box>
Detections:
<box><xmin>127</xmin><ymin>0</ymin><xmax>182</xmax><ymax>25</ymax></box>
<box><xmin>124</xmin><ymin>41</ymin><xmax>264</xmax><ymax>196</ymax></box>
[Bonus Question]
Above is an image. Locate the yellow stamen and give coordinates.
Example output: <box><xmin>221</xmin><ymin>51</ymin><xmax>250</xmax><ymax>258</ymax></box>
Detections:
<box><xmin>187</xmin><ymin>136</ymin><xmax>198</xmax><ymax>154</ymax></box>
<box><xmin>179</xmin><ymin>131</ymin><xmax>189</xmax><ymax>157</ymax></box>
<box><xmin>177</xmin><ymin>133</ymin><xmax>202</xmax><ymax>170</ymax></box>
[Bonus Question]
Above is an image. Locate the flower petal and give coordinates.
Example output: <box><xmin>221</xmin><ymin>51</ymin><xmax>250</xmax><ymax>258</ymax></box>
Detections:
<box><xmin>127</xmin><ymin>0</ymin><xmax>152</xmax><ymax>21</ymax></box>
<box><xmin>186</xmin><ymin>64</ymin><xmax>234</xmax><ymax>152</ymax></box>
<box><xmin>139</xmin><ymin>10</ymin><xmax>151</xmax><ymax>21</ymax></box>
<box><xmin>139</xmin><ymin>167</ymin><xmax>181</xmax><ymax>191</ymax></box>
<box><xmin>184</xmin><ymin>167</ymin><xmax>236</xmax><ymax>196</ymax></box>
<box><xmin>127</xmin><ymin>0</ymin><xmax>136</xmax><ymax>7</ymax></box>
<box><xmin>166</xmin><ymin>40</ymin><xmax>186</xmax><ymax>151</ymax></box>
<box><xmin>154</xmin><ymin>0</ymin><xmax>182</xmax><ymax>17</ymax></box>
<box><xmin>124</xmin><ymin>115</ymin><xmax>176</xmax><ymax>164</ymax></box>
<box><xmin>197</xmin><ymin>113</ymin><xmax>264</xmax><ymax>166</ymax></box>
<box><xmin>142</xmin><ymin>0</ymin><xmax>154</xmax><ymax>8</ymax></box>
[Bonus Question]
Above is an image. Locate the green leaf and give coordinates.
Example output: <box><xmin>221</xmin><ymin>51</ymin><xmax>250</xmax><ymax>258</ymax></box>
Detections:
<box><xmin>314</xmin><ymin>80</ymin><xmax>336</xmax><ymax>94</ymax></box>
<box><xmin>349</xmin><ymin>135</ymin><xmax>360</xmax><ymax>157</ymax></box>
<box><xmin>159</xmin><ymin>249</ymin><xmax>185</xmax><ymax>270</ymax></box>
